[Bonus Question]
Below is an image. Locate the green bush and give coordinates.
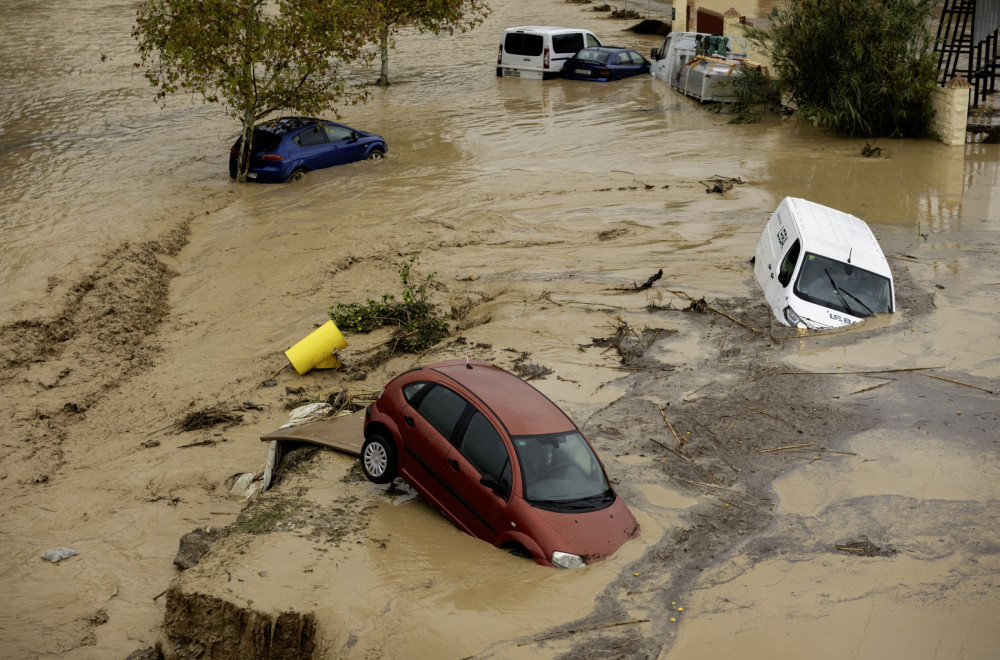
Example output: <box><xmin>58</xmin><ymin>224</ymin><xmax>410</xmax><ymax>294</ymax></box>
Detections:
<box><xmin>746</xmin><ymin>0</ymin><xmax>938</xmax><ymax>138</ymax></box>
<box><xmin>330</xmin><ymin>257</ymin><xmax>449</xmax><ymax>354</ymax></box>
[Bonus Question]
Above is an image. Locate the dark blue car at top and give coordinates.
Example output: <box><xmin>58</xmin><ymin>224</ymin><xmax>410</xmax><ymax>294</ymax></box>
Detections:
<box><xmin>229</xmin><ymin>117</ymin><xmax>387</xmax><ymax>183</ymax></box>
<box><xmin>561</xmin><ymin>46</ymin><xmax>651</xmax><ymax>82</ymax></box>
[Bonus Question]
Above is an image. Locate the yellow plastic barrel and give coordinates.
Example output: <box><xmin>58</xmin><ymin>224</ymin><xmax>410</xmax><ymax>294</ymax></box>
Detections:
<box><xmin>285</xmin><ymin>320</ymin><xmax>348</xmax><ymax>375</ymax></box>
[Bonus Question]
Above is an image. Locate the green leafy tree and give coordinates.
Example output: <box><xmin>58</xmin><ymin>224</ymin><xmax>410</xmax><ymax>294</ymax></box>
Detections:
<box><xmin>360</xmin><ymin>0</ymin><xmax>491</xmax><ymax>86</ymax></box>
<box><xmin>745</xmin><ymin>0</ymin><xmax>938</xmax><ymax>138</ymax></box>
<box><xmin>133</xmin><ymin>0</ymin><xmax>374</xmax><ymax>182</ymax></box>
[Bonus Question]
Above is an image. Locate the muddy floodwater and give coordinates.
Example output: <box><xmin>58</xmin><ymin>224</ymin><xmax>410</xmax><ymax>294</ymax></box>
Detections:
<box><xmin>2</xmin><ymin>0</ymin><xmax>999</xmax><ymax>658</ymax></box>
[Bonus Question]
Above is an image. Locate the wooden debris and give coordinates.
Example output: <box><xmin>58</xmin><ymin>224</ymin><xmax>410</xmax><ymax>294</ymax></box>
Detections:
<box><xmin>778</xmin><ymin>367</ymin><xmax>939</xmax><ymax>376</ymax></box>
<box><xmin>666</xmin><ymin>289</ymin><xmax>761</xmax><ymax>334</ymax></box>
<box><xmin>806</xmin><ymin>448</ymin><xmax>857</xmax><ymax>456</ymax></box>
<box><xmin>920</xmin><ymin>372</ymin><xmax>995</xmax><ymax>394</ymax></box>
<box><xmin>177</xmin><ymin>439</ymin><xmax>216</xmax><ymax>449</ymax></box>
<box><xmin>671</xmin><ymin>475</ymin><xmax>740</xmax><ymax>493</ymax></box>
<box><xmin>745</xmin><ymin>406</ymin><xmax>793</xmax><ymax>426</ymax></box>
<box><xmin>846</xmin><ymin>380</ymin><xmax>895</xmax><ymax>396</ymax></box>
<box><xmin>886</xmin><ymin>255</ymin><xmax>924</xmax><ymax>265</ymax></box>
<box><xmin>657</xmin><ymin>404</ymin><xmax>684</xmax><ymax>447</ymax></box>
<box><xmin>174</xmin><ymin>405</ymin><xmax>243</xmax><ymax>433</ymax></box>
<box><xmin>649</xmin><ymin>437</ymin><xmax>691</xmax><ymax>462</ymax></box>
<box><xmin>758</xmin><ymin>442</ymin><xmax>814</xmax><ymax>453</ymax></box>
<box><xmin>616</xmin><ymin>269</ymin><xmax>663</xmax><ymax>292</ymax></box>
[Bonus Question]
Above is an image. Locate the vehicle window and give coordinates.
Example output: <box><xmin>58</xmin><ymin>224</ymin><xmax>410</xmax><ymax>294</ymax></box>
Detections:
<box><xmin>777</xmin><ymin>238</ymin><xmax>800</xmax><ymax>287</ymax></box>
<box><xmin>295</xmin><ymin>126</ymin><xmax>326</xmax><ymax>147</ymax></box>
<box><xmin>458</xmin><ymin>412</ymin><xmax>511</xmax><ymax>493</ymax></box>
<box><xmin>577</xmin><ymin>49</ymin><xmax>609</xmax><ymax>64</ymax></box>
<box><xmin>656</xmin><ymin>36</ymin><xmax>672</xmax><ymax>60</ymax></box>
<box><xmin>402</xmin><ymin>381</ymin><xmax>430</xmax><ymax>404</ymax></box>
<box><xmin>504</xmin><ymin>33</ymin><xmax>543</xmax><ymax>56</ymax></box>
<box><xmin>630</xmin><ymin>51</ymin><xmax>645</xmax><ymax>65</ymax></box>
<box><xmin>415</xmin><ymin>385</ymin><xmax>467</xmax><ymax>441</ymax></box>
<box><xmin>585</xmin><ymin>34</ymin><xmax>602</xmax><ymax>48</ymax></box>
<box><xmin>323</xmin><ymin>124</ymin><xmax>355</xmax><ymax>142</ymax></box>
<box><xmin>513</xmin><ymin>431</ymin><xmax>609</xmax><ymax>503</ymax></box>
<box><xmin>552</xmin><ymin>33</ymin><xmax>585</xmax><ymax>55</ymax></box>
<box><xmin>616</xmin><ymin>51</ymin><xmax>630</xmax><ymax>64</ymax></box>
<box><xmin>247</xmin><ymin>131</ymin><xmax>282</xmax><ymax>153</ymax></box>
<box><xmin>794</xmin><ymin>253</ymin><xmax>894</xmax><ymax>317</ymax></box>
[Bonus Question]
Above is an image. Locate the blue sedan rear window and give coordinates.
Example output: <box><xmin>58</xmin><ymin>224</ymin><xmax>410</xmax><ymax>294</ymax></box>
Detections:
<box><xmin>244</xmin><ymin>131</ymin><xmax>281</xmax><ymax>152</ymax></box>
<box><xmin>577</xmin><ymin>50</ymin><xmax>610</xmax><ymax>64</ymax></box>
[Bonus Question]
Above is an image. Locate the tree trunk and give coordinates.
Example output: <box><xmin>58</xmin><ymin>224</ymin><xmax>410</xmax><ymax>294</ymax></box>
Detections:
<box><xmin>377</xmin><ymin>25</ymin><xmax>390</xmax><ymax>86</ymax></box>
<box><xmin>236</xmin><ymin>1</ymin><xmax>258</xmax><ymax>183</ymax></box>
<box><xmin>237</xmin><ymin>106</ymin><xmax>255</xmax><ymax>183</ymax></box>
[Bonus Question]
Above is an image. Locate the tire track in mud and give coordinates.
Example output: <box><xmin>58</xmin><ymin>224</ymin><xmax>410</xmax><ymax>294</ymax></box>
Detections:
<box><xmin>0</xmin><ymin>220</ymin><xmax>191</xmax><ymax>485</ymax></box>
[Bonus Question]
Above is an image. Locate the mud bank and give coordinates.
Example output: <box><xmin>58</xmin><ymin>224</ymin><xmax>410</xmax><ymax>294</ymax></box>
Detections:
<box><xmin>163</xmin><ymin>586</ymin><xmax>316</xmax><ymax>660</ymax></box>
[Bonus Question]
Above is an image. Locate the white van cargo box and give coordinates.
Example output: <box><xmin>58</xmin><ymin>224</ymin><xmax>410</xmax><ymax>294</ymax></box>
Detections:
<box><xmin>649</xmin><ymin>31</ymin><xmax>752</xmax><ymax>102</ymax></box>
<box><xmin>497</xmin><ymin>26</ymin><xmax>603</xmax><ymax>79</ymax></box>
<box><xmin>752</xmin><ymin>197</ymin><xmax>895</xmax><ymax>329</ymax></box>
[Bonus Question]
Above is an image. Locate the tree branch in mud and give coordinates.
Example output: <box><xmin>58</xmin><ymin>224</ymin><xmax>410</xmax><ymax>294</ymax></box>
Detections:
<box><xmin>613</xmin><ymin>269</ymin><xmax>663</xmax><ymax>292</ymax></box>
<box><xmin>666</xmin><ymin>289</ymin><xmax>762</xmax><ymax>334</ymax></box>
<box><xmin>330</xmin><ymin>257</ymin><xmax>451</xmax><ymax>373</ymax></box>
<box><xmin>173</xmin><ymin>405</ymin><xmax>243</xmax><ymax>433</ymax></box>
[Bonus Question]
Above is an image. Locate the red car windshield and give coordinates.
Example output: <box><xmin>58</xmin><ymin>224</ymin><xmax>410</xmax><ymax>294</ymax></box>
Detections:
<box><xmin>512</xmin><ymin>431</ymin><xmax>612</xmax><ymax>507</ymax></box>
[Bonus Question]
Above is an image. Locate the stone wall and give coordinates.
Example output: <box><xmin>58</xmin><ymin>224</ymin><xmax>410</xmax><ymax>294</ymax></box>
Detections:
<box><xmin>931</xmin><ymin>77</ymin><xmax>972</xmax><ymax>146</ymax></box>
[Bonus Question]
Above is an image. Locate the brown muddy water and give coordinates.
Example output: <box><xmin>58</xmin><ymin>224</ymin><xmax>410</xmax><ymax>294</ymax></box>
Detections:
<box><xmin>1</xmin><ymin>0</ymin><xmax>999</xmax><ymax>658</ymax></box>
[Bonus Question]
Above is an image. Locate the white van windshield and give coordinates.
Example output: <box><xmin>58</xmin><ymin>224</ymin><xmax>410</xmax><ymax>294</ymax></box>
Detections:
<box><xmin>794</xmin><ymin>253</ymin><xmax>893</xmax><ymax>317</ymax></box>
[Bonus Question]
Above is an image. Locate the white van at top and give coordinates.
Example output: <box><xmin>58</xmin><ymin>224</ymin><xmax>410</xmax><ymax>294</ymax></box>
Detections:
<box><xmin>497</xmin><ymin>26</ymin><xmax>603</xmax><ymax>79</ymax></box>
<box><xmin>752</xmin><ymin>197</ymin><xmax>895</xmax><ymax>329</ymax></box>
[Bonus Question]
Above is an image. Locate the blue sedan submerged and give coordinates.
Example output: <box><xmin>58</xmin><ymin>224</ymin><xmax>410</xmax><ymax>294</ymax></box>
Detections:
<box><xmin>229</xmin><ymin>117</ymin><xmax>387</xmax><ymax>183</ymax></box>
<box><xmin>561</xmin><ymin>46</ymin><xmax>650</xmax><ymax>81</ymax></box>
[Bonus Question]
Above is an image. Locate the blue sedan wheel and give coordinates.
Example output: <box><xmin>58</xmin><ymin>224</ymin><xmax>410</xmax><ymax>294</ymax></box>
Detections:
<box><xmin>366</xmin><ymin>148</ymin><xmax>385</xmax><ymax>161</ymax></box>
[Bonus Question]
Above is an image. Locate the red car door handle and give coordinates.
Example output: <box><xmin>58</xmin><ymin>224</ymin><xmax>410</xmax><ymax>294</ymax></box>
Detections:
<box><xmin>403</xmin><ymin>415</ymin><xmax>415</xmax><ymax>427</ymax></box>
<box><xmin>448</xmin><ymin>459</ymin><xmax>460</xmax><ymax>471</ymax></box>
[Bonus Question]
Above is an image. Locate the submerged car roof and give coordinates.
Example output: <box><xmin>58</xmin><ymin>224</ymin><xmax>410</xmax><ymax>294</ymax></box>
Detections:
<box><xmin>505</xmin><ymin>25</ymin><xmax>593</xmax><ymax>34</ymax></box>
<box><xmin>779</xmin><ymin>197</ymin><xmax>892</xmax><ymax>278</ymax></box>
<box><xmin>427</xmin><ymin>360</ymin><xmax>576</xmax><ymax>437</ymax></box>
<box><xmin>578</xmin><ymin>46</ymin><xmax>633</xmax><ymax>52</ymax></box>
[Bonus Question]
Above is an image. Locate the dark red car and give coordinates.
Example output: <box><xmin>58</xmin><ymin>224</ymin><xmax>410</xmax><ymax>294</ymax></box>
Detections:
<box><xmin>362</xmin><ymin>359</ymin><xmax>639</xmax><ymax>568</ymax></box>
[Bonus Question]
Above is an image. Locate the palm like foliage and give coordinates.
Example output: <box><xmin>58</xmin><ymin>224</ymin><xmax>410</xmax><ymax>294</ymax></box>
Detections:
<box><xmin>746</xmin><ymin>0</ymin><xmax>938</xmax><ymax>138</ymax></box>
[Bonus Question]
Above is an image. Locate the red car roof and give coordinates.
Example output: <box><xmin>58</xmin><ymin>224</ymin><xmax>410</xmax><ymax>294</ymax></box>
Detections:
<box><xmin>427</xmin><ymin>360</ymin><xmax>576</xmax><ymax>437</ymax></box>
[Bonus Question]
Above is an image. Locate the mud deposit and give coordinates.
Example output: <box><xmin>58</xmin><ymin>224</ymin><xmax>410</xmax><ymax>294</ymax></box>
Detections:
<box><xmin>2</xmin><ymin>0</ymin><xmax>999</xmax><ymax>659</ymax></box>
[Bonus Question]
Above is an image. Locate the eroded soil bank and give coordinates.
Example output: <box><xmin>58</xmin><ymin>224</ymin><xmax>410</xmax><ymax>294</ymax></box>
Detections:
<box><xmin>2</xmin><ymin>0</ymin><xmax>999</xmax><ymax>658</ymax></box>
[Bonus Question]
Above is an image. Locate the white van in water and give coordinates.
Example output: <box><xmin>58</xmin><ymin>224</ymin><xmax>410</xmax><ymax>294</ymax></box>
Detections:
<box><xmin>752</xmin><ymin>197</ymin><xmax>895</xmax><ymax>329</ymax></box>
<box><xmin>497</xmin><ymin>26</ymin><xmax>603</xmax><ymax>79</ymax></box>
<box><xmin>649</xmin><ymin>31</ymin><xmax>753</xmax><ymax>102</ymax></box>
